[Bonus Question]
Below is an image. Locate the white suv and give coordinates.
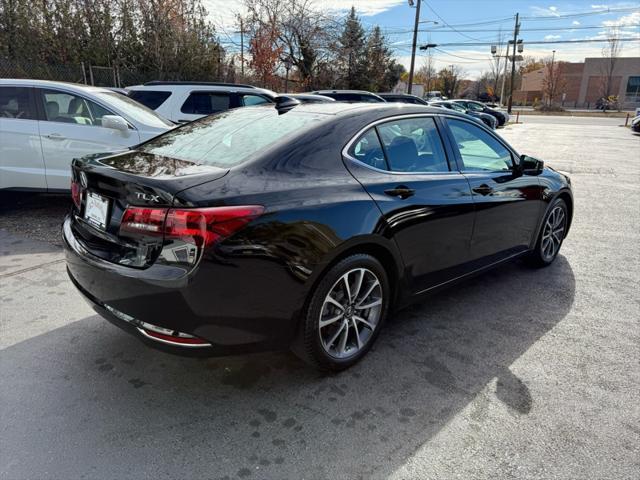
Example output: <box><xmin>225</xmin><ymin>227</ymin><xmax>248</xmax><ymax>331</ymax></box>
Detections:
<box><xmin>126</xmin><ymin>81</ymin><xmax>277</xmax><ymax>123</ymax></box>
<box><xmin>0</xmin><ymin>79</ymin><xmax>173</xmax><ymax>191</ymax></box>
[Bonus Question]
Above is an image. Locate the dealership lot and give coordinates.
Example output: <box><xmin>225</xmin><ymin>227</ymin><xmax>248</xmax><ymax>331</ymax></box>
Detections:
<box><xmin>1</xmin><ymin>117</ymin><xmax>638</xmax><ymax>479</ymax></box>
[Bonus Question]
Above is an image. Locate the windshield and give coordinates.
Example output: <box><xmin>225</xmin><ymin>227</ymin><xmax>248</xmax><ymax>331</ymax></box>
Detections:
<box><xmin>466</xmin><ymin>102</ymin><xmax>484</xmax><ymax>112</ymax></box>
<box><xmin>139</xmin><ymin>107</ymin><xmax>328</xmax><ymax>167</ymax></box>
<box><xmin>94</xmin><ymin>91</ymin><xmax>173</xmax><ymax>128</ymax></box>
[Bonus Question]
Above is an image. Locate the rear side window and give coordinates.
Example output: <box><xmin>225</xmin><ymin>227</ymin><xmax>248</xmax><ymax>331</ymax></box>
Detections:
<box><xmin>377</xmin><ymin>117</ymin><xmax>449</xmax><ymax>172</ymax></box>
<box><xmin>0</xmin><ymin>87</ymin><xmax>37</xmax><ymax>120</ymax></box>
<box><xmin>181</xmin><ymin>92</ymin><xmax>231</xmax><ymax>115</ymax></box>
<box><xmin>128</xmin><ymin>90</ymin><xmax>171</xmax><ymax>110</ymax></box>
<box><xmin>348</xmin><ymin>129</ymin><xmax>386</xmax><ymax>170</ymax></box>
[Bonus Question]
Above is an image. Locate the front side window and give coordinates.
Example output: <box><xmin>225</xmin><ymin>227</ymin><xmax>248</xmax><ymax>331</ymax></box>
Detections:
<box><xmin>181</xmin><ymin>92</ymin><xmax>231</xmax><ymax>115</ymax></box>
<box><xmin>0</xmin><ymin>86</ymin><xmax>36</xmax><ymax>119</ymax></box>
<box><xmin>139</xmin><ymin>108</ymin><xmax>328</xmax><ymax>168</ymax></box>
<box><xmin>128</xmin><ymin>90</ymin><xmax>171</xmax><ymax>110</ymax></box>
<box><xmin>40</xmin><ymin>89</ymin><xmax>115</xmax><ymax>126</ymax></box>
<box><xmin>448</xmin><ymin>118</ymin><xmax>512</xmax><ymax>172</ymax></box>
<box><xmin>241</xmin><ymin>94</ymin><xmax>270</xmax><ymax>106</ymax></box>
<box><xmin>348</xmin><ymin>129</ymin><xmax>386</xmax><ymax>170</ymax></box>
<box><xmin>376</xmin><ymin>117</ymin><xmax>449</xmax><ymax>172</ymax></box>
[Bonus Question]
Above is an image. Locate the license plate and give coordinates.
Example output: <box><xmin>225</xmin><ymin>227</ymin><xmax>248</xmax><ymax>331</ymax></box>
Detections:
<box><xmin>84</xmin><ymin>192</ymin><xmax>110</xmax><ymax>230</ymax></box>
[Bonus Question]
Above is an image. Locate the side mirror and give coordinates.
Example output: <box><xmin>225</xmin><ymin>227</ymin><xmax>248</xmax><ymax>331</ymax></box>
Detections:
<box><xmin>519</xmin><ymin>154</ymin><xmax>544</xmax><ymax>173</ymax></box>
<box><xmin>102</xmin><ymin>115</ymin><xmax>129</xmax><ymax>133</ymax></box>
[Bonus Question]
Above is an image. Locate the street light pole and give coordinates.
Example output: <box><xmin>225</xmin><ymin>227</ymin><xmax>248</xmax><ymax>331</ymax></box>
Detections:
<box><xmin>408</xmin><ymin>0</ymin><xmax>421</xmax><ymax>95</ymax></box>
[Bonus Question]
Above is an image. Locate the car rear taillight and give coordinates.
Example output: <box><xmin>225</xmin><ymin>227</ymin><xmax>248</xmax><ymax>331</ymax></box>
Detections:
<box><xmin>119</xmin><ymin>205</ymin><xmax>264</xmax><ymax>249</ymax></box>
<box><xmin>71</xmin><ymin>179</ymin><xmax>83</xmax><ymax>209</ymax></box>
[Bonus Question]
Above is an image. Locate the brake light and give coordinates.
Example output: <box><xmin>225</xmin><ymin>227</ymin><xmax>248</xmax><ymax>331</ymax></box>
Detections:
<box><xmin>120</xmin><ymin>207</ymin><xmax>167</xmax><ymax>235</ymax></box>
<box><xmin>71</xmin><ymin>180</ymin><xmax>82</xmax><ymax>209</ymax></box>
<box><xmin>119</xmin><ymin>205</ymin><xmax>264</xmax><ymax>249</ymax></box>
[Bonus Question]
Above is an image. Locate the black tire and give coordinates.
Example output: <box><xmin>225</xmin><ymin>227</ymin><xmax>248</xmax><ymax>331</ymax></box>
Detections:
<box><xmin>292</xmin><ymin>254</ymin><xmax>390</xmax><ymax>371</ymax></box>
<box><xmin>527</xmin><ymin>198</ymin><xmax>568</xmax><ymax>267</ymax></box>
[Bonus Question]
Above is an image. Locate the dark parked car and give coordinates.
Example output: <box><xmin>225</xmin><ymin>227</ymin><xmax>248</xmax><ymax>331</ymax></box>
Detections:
<box><xmin>429</xmin><ymin>100</ymin><xmax>497</xmax><ymax>129</ymax></box>
<box><xmin>378</xmin><ymin>93</ymin><xmax>429</xmax><ymax>105</ymax></box>
<box><xmin>64</xmin><ymin>102</ymin><xmax>573</xmax><ymax>370</ymax></box>
<box><xmin>452</xmin><ymin>99</ymin><xmax>508</xmax><ymax>126</ymax></box>
<box><xmin>311</xmin><ymin>90</ymin><xmax>386</xmax><ymax>103</ymax></box>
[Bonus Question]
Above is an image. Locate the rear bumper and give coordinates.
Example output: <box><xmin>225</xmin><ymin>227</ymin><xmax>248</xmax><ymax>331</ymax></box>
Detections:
<box><xmin>63</xmin><ymin>215</ymin><xmax>304</xmax><ymax>356</ymax></box>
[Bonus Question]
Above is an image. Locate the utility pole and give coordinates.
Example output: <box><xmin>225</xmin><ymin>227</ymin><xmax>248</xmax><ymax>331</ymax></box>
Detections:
<box><xmin>548</xmin><ymin>49</ymin><xmax>556</xmax><ymax>105</ymax></box>
<box><xmin>408</xmin><ymin>0</ymin><xmax>421</xmax><ymax>95</ymax></box>
<box><xmin>499</xmin><ymin>42</ymin><xmax>510</xmax><ymax>106</ymax></box>
<box><xmin>240</xmin><ymin>18</ymin><xmax>245</xmax><ymax>78</ymax></box>
<box><xmin>507</xmin><ymin>12</ymin><xmax>520</xmax><ymax>113</ymax></box>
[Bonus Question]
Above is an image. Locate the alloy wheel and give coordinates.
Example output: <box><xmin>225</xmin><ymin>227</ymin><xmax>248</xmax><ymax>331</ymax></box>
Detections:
<box><xmin>318</xmin><ymin>268</ymin><xmax>383</xmax><ymax>359</ymax></box>
<box><xmin>541</xmin><ymin>205</ymin><xmax>566</xmax><ymax>262</ymax></box>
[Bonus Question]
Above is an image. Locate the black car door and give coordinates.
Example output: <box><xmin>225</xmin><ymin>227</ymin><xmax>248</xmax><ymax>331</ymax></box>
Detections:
<box><xmin>343</xmin><ymin>115</ymin><xmax>475</xmax><ymax>292</ymax></box>
<box><xmin>443</xmin><ymin>117</ymin><xmax>543</xmax><ymax>264</ymax></box>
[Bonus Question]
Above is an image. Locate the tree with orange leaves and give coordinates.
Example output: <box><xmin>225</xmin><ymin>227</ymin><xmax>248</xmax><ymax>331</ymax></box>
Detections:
<box><xmin>249</xmin><ymin>22</ymin><xmax>283</xmax><ymax>89</ymax></box>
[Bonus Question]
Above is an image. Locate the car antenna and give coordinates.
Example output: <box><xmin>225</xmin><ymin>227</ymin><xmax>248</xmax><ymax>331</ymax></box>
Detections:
<box><xmin>274</xmin><ymin>95</ymin><xmax>300</xmax><ymax>114</ymax></box>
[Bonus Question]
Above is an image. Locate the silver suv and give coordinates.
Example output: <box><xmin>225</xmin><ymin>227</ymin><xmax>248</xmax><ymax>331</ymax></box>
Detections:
<box><xmin>126</xmin><ymin>81</ymin><xmax>277</xmax><ymax>123</ymax></box>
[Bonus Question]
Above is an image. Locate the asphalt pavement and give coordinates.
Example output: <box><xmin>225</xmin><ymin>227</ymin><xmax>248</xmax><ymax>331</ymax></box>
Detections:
<box><xmin>1</xmin><ymin>116</ymin><xmax>639</xmax><ymax>480</ymax></box>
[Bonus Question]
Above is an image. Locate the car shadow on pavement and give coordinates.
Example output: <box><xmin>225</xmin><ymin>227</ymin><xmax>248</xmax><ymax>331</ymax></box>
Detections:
<box><xmin>0</xmin><ymin>256</ymin><xmax>575</xmax><ymax>480</ymax></box>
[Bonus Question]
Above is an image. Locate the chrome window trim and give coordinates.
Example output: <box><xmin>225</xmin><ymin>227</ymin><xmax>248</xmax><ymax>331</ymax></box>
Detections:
<box><xmin>341</xmin><ymin>113</ymin><xmax>459</xmax><ymax>176</ymax></box>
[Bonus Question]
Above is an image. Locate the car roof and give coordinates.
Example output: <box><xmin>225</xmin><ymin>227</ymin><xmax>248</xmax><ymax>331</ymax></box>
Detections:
<box><xmin>126</xmin><ymin>82</ymin><xmax>276</xmax><ymax>96</ymax></box>
<box><xmin>286</xmin><ymin>93</ymin><xmax>336</xmax><ymax>101</ymax></box>
<box><xmin>282</xmin><ymin>101</ymin><xmax>455</xmax><ymax>118</ymax></box>
<box><xmin>0</xmin><ymin>78</ymin><xmax>115</xmax><ymax>95</ymax></box>
<box><xmin>312</xmin><ymin>89</ymin><xmax>380</xmax><ymax>95</ymax></box>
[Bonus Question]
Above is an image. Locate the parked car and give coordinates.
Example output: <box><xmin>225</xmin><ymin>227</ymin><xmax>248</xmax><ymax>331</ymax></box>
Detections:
<box><xmin>0</xmin><ymin>79</ymin><xmax>173</xmax><ymax>192</ymax></box>
<box><xmin>126</xmin><ymin>81</ymin><xmax>277</xmax><ymax>123</ymax></box>
<box><xmin>378</xmin><ymin>93</ymin><xmax>429</xmax><ymax>105</ymax></box>
<box><xmin>283</xmin><ymin>93</ymin><xmax>336</xmax><ymax>103</ymax></box>
<box><xmin>452</xmin><ymin>99</ymin><xmax>508</xmax><ymax>126</ymax></box>
<box><xmin>429</xmin><ymin>100</ymin><xmax>497</xmax><ymax>129</ymax></box>
<box><xmin>311</xmin><ymin>90</ymin><xmax>386</xmax><ymax>103</ymax></box>
<box><xmin>631</xmin><ymin>115</ymin><xmax>640</xmax><ymax>133</ymax></box>
<box><xmin>425</xmin><ymin>90</ymin><xmax>445</xmax><ymax>100</ymax></box>
<box><xmin>64</xmin><ymin>102</ymin><xmax>573</xmax><ymax>371</ymax></box>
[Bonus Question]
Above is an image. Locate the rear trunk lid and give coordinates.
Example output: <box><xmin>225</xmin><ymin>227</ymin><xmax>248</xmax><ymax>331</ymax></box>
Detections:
<box><xmin>70</xmin><ymin>150</ymin><xmax>228</xmax><ymax>267</ymax></box>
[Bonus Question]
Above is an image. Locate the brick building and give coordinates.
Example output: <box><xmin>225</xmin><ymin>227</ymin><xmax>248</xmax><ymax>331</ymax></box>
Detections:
<box><xmin>514</xmin><ymin>57</ymin><xmax>640</xmax><ymax>109</ymax></box>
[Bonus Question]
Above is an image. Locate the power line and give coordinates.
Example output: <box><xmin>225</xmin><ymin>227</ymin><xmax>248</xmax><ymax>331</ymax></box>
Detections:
<box><xmin>423</xmin><ymin>2</ymin><xmax>487</xmax><ymax>42</ymax></box>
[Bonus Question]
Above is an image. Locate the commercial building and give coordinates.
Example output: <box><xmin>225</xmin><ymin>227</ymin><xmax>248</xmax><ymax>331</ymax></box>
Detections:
<box><xmin>514</xmin><ymin>56</ymin><xmax>640</xmax><ymax>109</ymax></box>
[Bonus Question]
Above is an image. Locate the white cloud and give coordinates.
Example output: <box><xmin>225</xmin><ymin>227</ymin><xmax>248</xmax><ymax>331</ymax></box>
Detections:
<box><xmin>202</xmin><ymin>0</ymin><xmax>405</xmax><ymax>30</ymax></box>
<box><xmin>572</xmin><ymin>20</ymin><xmax>581</xmax><ymax>25</ymax></box>
<box><xmin>544</xmin><ymin>34</ymin><xmax>562</xmax><ymax>40</ymax></box>
<box><xmin>322</xmin><ymin>0</ymin><xmax>406</xmax><ymax>17</ymax></box>
<box><xmin>549</xmin><ymin>6</ymin><xmax>558</xmax><ymax>11</ymax></box>
<box><xmin>603</xmin><ymin>11</ymin><xmax>640</xmax><ymax>27</ymax></box>
<box><xmin>530</xmin><ymin>5</ymin><xmax>562</xmax><ymax>17</ymax></box>
<box><xmin>591</xmin><ymin>4</ymin><xmax>608</xmax><ymax>8</ymax></box>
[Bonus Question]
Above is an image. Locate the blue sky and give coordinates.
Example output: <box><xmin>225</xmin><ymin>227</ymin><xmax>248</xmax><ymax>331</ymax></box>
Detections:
<box><xmin>205</xmin><ymin>0</ymin><xmax>640</xmax><ymax>79</ymax></box>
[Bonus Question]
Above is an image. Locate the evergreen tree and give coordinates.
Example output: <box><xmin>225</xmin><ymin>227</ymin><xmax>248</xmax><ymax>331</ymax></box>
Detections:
<box><xmin>338</xmin><ymin>6</ymin><xmax>367</xmax><ymax>89</ymax></box>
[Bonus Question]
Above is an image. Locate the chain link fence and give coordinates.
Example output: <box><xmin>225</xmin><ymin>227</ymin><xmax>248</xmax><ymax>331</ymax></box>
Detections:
<box><xmin>0</xmin><ymin>59</ymin><xmax>195</xmax><ymax>87</ymax></box>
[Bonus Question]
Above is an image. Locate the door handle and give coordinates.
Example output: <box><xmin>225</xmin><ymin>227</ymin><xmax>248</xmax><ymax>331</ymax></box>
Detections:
<box><xmin>472</xmin><ymin>184</ymin><xmax>494</xmax><ymax>196</ymax></box>
<box><xmin>384</xmin><ymin>186</ymin><xmax>415</xmax><ymax>199</ymax></box>
<box><xmin>45</xmin><ymin>133</ymin><xmax>65</xmax><ymax>141</ymax></box>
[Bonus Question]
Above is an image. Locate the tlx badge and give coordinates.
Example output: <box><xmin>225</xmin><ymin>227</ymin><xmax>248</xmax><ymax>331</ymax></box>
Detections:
<box><xmin>135</xmin><ymin>192</ymin><xmax>160</xmax><ymax>202</ymax></box>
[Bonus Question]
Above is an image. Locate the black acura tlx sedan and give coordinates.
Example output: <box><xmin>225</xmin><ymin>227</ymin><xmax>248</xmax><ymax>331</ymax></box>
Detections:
<box><xmin>64</xmin><ymin>102</ymin><xmax>573</xmax><ymax>370</ymax></box>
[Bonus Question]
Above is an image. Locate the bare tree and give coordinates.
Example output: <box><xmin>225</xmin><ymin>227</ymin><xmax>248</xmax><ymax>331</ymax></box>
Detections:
<box><xmin>599</xmin><ymin>27</ymin><xmax>622</xmax><ymax>106</ymax></box>
<box><xmin>416</xmin><ymin>49</ymin><xmax>436</xmax><ymax>92</ymax></box>
<box><xmin>542</xmin><ymin>58</ymin><xmax>566</xmax><ymax>106</ymax></box>
<box><xmin>489</xmin><ymin>29</ymin><xmax>506</xmax><ymax>98</ymax></box>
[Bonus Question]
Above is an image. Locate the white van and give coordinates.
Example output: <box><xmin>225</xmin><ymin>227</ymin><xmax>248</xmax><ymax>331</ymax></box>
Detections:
<box><xmin>0</xmin><ymin>79</ymin><xmax>173</xmax><ymax>191</ymax></box>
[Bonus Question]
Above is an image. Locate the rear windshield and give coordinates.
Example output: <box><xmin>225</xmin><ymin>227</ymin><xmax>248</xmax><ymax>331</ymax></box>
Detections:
<box><xmin>138</xmin><ymin>107</ymin><xmax>328</xmax><ymax>167</ymax></box>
